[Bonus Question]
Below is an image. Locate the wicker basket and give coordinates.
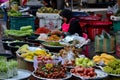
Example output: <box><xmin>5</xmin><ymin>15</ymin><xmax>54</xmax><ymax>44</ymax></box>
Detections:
<box><xmin>16</xmin><ymin>53</ymin><xmax>34</xmax><ymax>71</ymax></box>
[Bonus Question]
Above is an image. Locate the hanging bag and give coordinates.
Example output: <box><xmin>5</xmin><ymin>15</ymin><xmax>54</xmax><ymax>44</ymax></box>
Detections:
<box><xmin>95</xmin><ymin>31</ymin><xmax>115</xmax><ymax>53</ymax></box>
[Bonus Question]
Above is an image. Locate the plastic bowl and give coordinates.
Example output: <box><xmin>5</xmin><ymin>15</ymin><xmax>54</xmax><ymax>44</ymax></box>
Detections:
<box><xmin>8</xmin><ymin>42</ymin><xmax>33</xmax><ymax>56</ymax></box>
<box><xmin>41</xmin><ymin>42</ymin><xmax>64</xmax><ymax>52</ymax></box>
<box><xmin>25</xmin><ymin>35</ymin><xmax>39</xmax><ymax>43</ymax></box>
<box><xmin>2</xmin><ymin>38</ymin><xmax>14</xmax><ymax>50</ymax></box>
<box><xmin>0</xmin><ymin>53</ymin><xmax>15</xmax><ymax>60</ymax></box>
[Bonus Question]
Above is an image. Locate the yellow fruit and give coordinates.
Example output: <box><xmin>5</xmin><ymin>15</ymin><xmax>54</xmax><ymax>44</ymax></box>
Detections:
<box><xmin>105</xmin><ymin>55</ymin><xmax>115</xmax><ymax>60</ymax></box>
<box><xmin>45</xmin><ymin>63</ymin><xmax>53</xmax><ymax>69</ymax></box>
<box><xmin>25</xmin><ymin>55</ymin><xmax>33</xmax><ymax>59</ymax></box>
<box><xmin>104</xmin><ymin>59</ymin><xmax>110</xmax><ymax>63</ymax></box>
<box><xmin>101</xmin><ymin>53</ymin><xmax>107</xmax><ymax>57</ymax></box>
<box><xmin>46</xmin><ymin>54</ymin><xmax>51</xmax><ymax>57</ymax></box>
<box><xmin>21</xmin><ymin>53</ymin><xmax>29</xmax><ymax>58</ymax></box>
<box><xmin>26</xmin><ymin>52</ymin><xmax>33</xmax><ymax>56</ymax></box>
<box><xmin>93</xmin><ymin>55</ymin><xmax>100</xmax><ymax>60</ymax></box>
<box><xmin>34</xmin><ymin>50</ymin><xmax>46</xmax><ymax>56</ymax></box>
<box><xmin>94</xmin><ymin>58</ymin><xmax>101</xmax><ymax>63</ymax></box>
<box><xmin>25</xmin><ymin>57</ymin><xmax>33</xmax><ymax>61</ymax></box>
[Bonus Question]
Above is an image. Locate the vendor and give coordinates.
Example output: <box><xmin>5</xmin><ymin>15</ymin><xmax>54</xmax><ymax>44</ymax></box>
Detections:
<box><xmin>0</xmin><ymin>0</ymin><xmax>8</xmax><ymax>3</ymax></box>
<box><xmin>51</xmin><ymin>0</ymin><xmax>57</xmax><ymax>9</ymax></box>
<box><xmin>42</xmin><ymin>0</ymin><xmax>52</xmax><ymax>8</ymax></box>
<box><xmin>0</xmin><ymin>0</ymin><xmax>9</xmax><ymax>8</ymax></box>
<box><xmin>51</xmin><ymin>9</ymin><xmax>83</xmax><ymax>36</ymax></box>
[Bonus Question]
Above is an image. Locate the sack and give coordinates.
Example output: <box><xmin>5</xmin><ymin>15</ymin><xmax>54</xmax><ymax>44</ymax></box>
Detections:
<box><xmin>95</xmin><ymin>31</ymin><xmax>115</xmax><ymax>53</ymax></box>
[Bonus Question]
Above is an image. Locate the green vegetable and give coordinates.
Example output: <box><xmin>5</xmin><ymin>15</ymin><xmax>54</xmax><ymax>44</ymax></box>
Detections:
<box><xmin>0</xmin><ymin>56</ymin><xmax>6</xmax><ymax>61</ymax></box>
<box><xmin>103</xmin><ymin>59</ymin><xmax>120</xmax><ymax>75</ymax></box>
<box><xmin>4</xmin><ymin>29</ymin><xmax>33</xmax><ymax>37</ymax></box>
<box><xmin>20</xmin><ymin>26</ymin><xmax>32</xmax><ymax>31</ymax></box>
<box><xmin>0</xmin><ymin>61</ymin><xmax>8</xmax><ymax>73</ymax></box>
<box><xmin>8</xmin><ymin>10</ymin><xmax>22</xmax><ymax>17</ymax></box>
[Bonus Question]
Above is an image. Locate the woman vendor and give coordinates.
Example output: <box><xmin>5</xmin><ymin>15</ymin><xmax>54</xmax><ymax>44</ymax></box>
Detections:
<box><xmin>51</xmin><ymin>9</ymin><xmax>83</xmax><ymax>36</ymax></box>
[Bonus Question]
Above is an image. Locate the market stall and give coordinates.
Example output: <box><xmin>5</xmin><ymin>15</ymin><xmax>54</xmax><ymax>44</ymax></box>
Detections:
<box><xmin>1</xmin><ymin>0</ymin><xmax>120</xmax><ymax>80</ymax></box>
<box><xmin>36</xmin><ymin>7</ymin><xmax>62</xmax><ymax>30</ymax></box>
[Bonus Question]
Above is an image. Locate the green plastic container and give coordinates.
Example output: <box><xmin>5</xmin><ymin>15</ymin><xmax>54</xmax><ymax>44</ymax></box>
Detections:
<box><xmin>9</xmin><ymin>16</ymin><xmax>35</xmax><ymax>30</ymax></box>
<box><xmin>113</xmin><ymin>21</ymin><xmax>120</xmax><ymax>32</ymax></box>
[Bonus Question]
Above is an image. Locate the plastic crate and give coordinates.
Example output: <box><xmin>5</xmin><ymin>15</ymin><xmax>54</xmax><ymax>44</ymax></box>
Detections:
<box><xmin>9</xmin><ymin>16</ymin><xmax>35</xmax><ymax>30</ymax></box>
<box><xmin>113</xmin><ymin>21</ymin><xmax>120</xmax><ymax>32</ymax></box>
<box><xmin>86</xmin><ymin>21</ymin><xmax>112</xmax><ymax>41</ymax></box>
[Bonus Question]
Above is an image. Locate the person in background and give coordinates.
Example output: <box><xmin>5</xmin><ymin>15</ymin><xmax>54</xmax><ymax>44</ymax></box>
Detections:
<box><xmin>42</xmin><ymin>0</ymin><xmax>52</xmax><ymax>7</ymax></box>
<box><xmin>0</xmin><ymin>0</ymin><xmax>9</xmax><ymax>8</ymax></box>
<box><xmin>21</xmin><ymin>0</ymin><xmax>28</xmax><ymax>6</ymax></box>
<box><xmin>82</xmin><ymin>0</ymin><xmax>88</xmax><ymax>8</ymax></box>
<box><xmin>51</xmin><ymin>0</ymin><xmax>57</xmax><ymax>9</ymax></box>
<box><xmin>51</xmin><ymin>9</ymin><xmax>83</xmax><ymax>36</ymax></box>
<box><xmin>0</xmin><ymin>0</ymin><xmax>8</xmax><ymax>3</ymax></box>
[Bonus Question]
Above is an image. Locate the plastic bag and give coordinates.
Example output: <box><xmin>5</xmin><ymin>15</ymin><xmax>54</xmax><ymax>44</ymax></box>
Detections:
<box><xmin>60</xmin><ymin>33</ymin><xmax>89</xmax><ymax>48</ymax></box>
<box><xmin>95</xmin><ymin>31</ymin><xmax>115</xmax><ymax>53</ymax></box>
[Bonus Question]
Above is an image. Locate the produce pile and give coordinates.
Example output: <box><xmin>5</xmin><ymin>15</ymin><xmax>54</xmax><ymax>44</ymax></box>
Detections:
<box><xmin>37</xmin><ymin>7</ymin><xmax>60</xmax><ymax>13</ymax></box>
<box><xmin>0</xmin><ymin>56</ymin><xmax>18</xmax><ymax>79</ymax></box>
<box><xmin>35</xmin><ymin>27</ymin><xmax>51</xmax><ymax>34</ymax></box>
<box><xmin>103</xmin><ymin>59</ymin><xmax>120</xmax><ymax>75</ymax></box>
<box><xmin>93</xmin><ymin>53</ymin><xmax>116</xmax><ymax>65</ymax></box>
<box><xmin>47</xmin><ymin>35</ymin><xmax>61</xmax><ymax>42</ymax></box>
<box><xmin>57</xmin><ymin>46</ymin><xmax>82</xmax><ymax>67</ymax></box>
<box><xmin>34</xmin><ymin>61</ymin><xmax>67</xmax><ymax>79</ymax></box>
<box><xmin>8</xmin><ymin>10</ymin><xmax>22</xmax><ymax>17</ymax></box>
<box><xmin>43</xmin><ymin>42</ymin><xmax>63</xmax><ymax>46</ymax></box>
<box><xmin>4</xmin><ymin>26</ymin><xmax>33</xmax><ymax>37</ymax></box>
<box><xmin>17</xmin><ymin>44</ymin><xmax>52</xmax><ymax>61</ymax></box>
<box><xmin>75</xmin><ymin>57</ymin><xmax>95</xmax><ymax>67</ymax></box>
<box><xmin>37</xmin><ymin>34</ymin><xmax>61</xmax><ymax>42</ymax></box>
<box><xmin>71</xmin><ymin>66</ymin><xmax>97</xmax><ymax>78</ymax></box>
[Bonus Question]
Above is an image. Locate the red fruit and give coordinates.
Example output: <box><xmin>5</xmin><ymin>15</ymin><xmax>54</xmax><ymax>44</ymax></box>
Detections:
<box><xmin>89</xmin><ymin>71</ymin><xmax>96</xmax><ymax>77</ymax></box>
<box><xmin>89</xmin><ymin>67</ymin><xmax>95</xmax><ymax>72</ymax></box>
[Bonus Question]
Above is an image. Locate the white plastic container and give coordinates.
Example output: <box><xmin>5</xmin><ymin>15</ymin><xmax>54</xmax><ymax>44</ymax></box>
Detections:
<box><xmin>36</xmin><ymin>12</ymin><xmax>62</xmax><ymax>30</ymax></box>
<box><xmin>111</xmin><ymin>15</ymin><xmax>120</xmax><ymax>21</ymax></box>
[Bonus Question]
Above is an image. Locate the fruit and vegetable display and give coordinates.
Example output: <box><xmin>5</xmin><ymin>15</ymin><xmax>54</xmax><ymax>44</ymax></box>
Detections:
<box><xmin>34</xmin><ymin>27</ymin><xmax>51</xmax><ymax>34</ymax></box>
<box><xmin>8</xmin><ymin>10</ymin><xmax>22</xmax><ymax>17</ymax></box>
<box><xmin>70</xmin><ymin>66</ymin><xmax>97</xmax><ymax>78</ymax></box>
<box><xmin>37</xmin><ymin>7</ymin><xmax>61</xmax><ymax>13</ymax></box>
<box><xmin>0</xmin><ymin>56</ymin><xmax>18</xmax><ymax>79</ymax></box>
<box><xmin>57</xmin><ymin>46</ymin><xmax>82</xmax><ymax>67</ymax></box>
<box><xmin>4</xmin><ymin>26</ymin><xmax>33</xmax><ymax>37</ymax></box>
<box><xmin>47</xmin><ymin>35</ymin><xmax>61</xmax><ymax>42</ymax></box>
<box><xmin>43</xmin><ymin>41</ymin><xmax>64</xmax><ymax>47</ymax></box>
<box><xmin>103</xmin><ymin>59</ymin><xmax>120</xmax><ymax>75</ymax></box>
<box><xmin>93</xmin><ymin>53</ymin><xmax>116</xmax><ymax>65</ymax></box>
<box><xmin>37</xmin><ymin>35</ymin><xmax>61</xmax><ymax>42</ymax></box>
<box><xmin>17</xmin><ymin>44</ymin><xmax>52</xmax><ymax>61</ymax></box>
<box><xmin>33</xmin><ymin>60</ymin><xmax>70</xmax><ymax>79</ymax></box>
<box><xmin>75</xmin><ymin>57</ymin><xmax>95</xmax><ymax>67</ymax></box>
<box><xmin>59</xmin><ymin>46</ymin><xmax>82</xmax><ymax>58</ymax></box>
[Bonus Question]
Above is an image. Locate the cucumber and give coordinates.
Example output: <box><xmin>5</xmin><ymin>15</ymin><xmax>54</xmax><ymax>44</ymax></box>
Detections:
<box><xmin>20</xmin><ymin>26</ymin><xmax>32</xmax><ymax>31</ymax></box>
